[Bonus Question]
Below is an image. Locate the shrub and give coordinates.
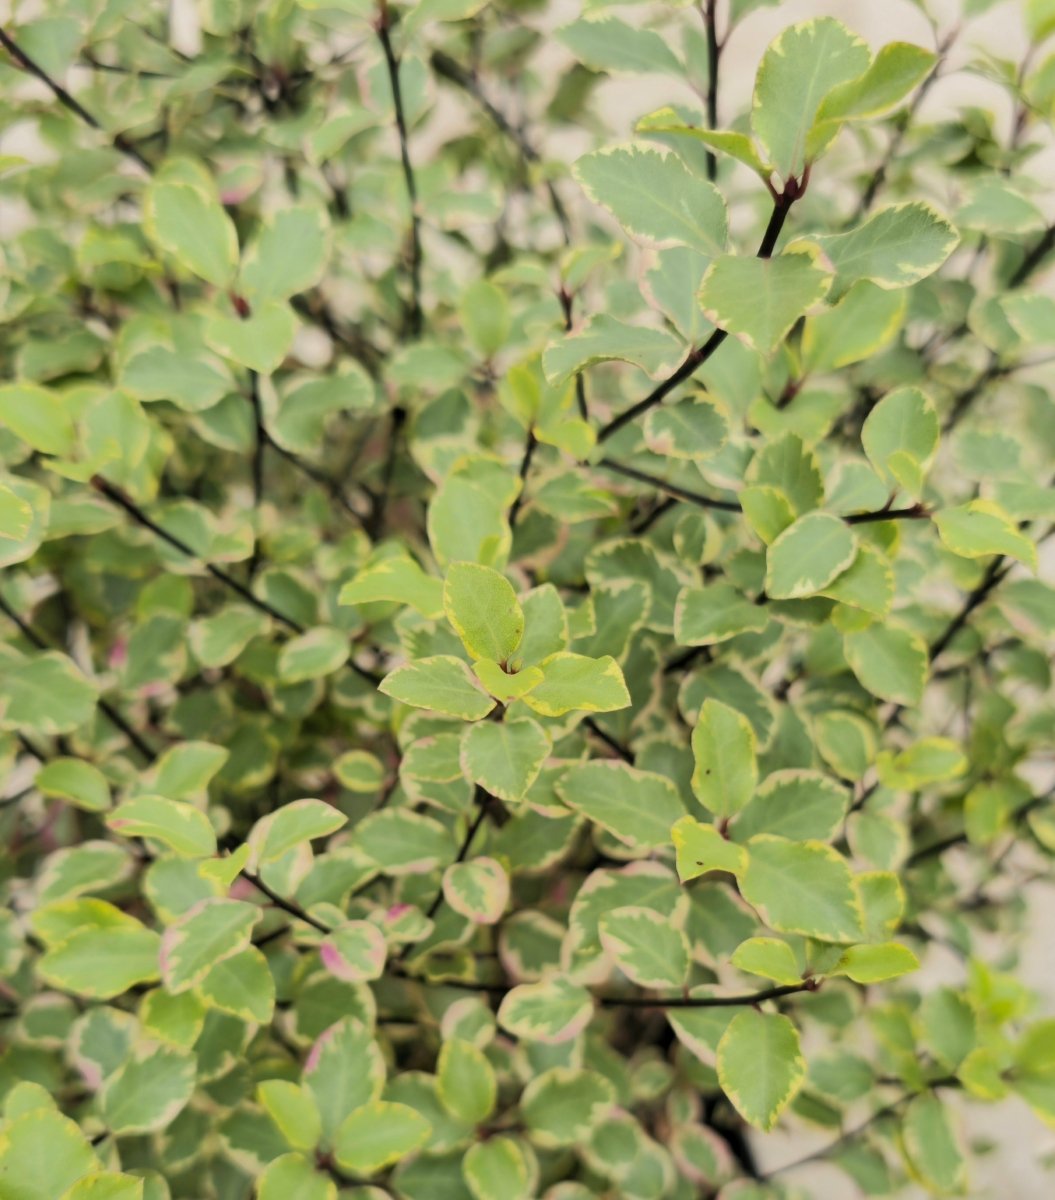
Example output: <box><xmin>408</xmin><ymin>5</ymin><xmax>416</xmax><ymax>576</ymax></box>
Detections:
<box><xmin>0</xmin><ymin>1</ymin><xmax>1054</xmax><ymax>1196</ymax></box>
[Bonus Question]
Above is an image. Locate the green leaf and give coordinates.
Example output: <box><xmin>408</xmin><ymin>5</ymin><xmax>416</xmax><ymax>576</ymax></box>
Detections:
<box><xmin>205</xmin><ymin>301</ymin><xmax>299</xmax><ymax>374</ymax></box>
<box><xmin>599</xmin><ymin>906</ymin><xmax>689</xmax><ymax>989</ymax></box>
<box><xmin>556</xmin><ymin>761</ymin><xmax>684</xmax><ymax>848</ymax></box>
<box><xmin>717</xmin><ymin>1010</ymin><xmax>806</xmax><ymax>1130</ymax></box>
<box><xmin>0</xmin><ymin>1110</ymin><xmax>98</xmax><ymax>1200</ymax></box>
<box><xmin>160</xmin><ymin>898</ymin><xmax>260</xmax><ymax>994</ymax></box>
<box><xmin>320</xmin><ymin>921</ymin><xmax>387</xmax><ymax>983</ymax></box>
<box><xmin>100</xmin><ymin>1044</ymin><xmax>195</xmax><ymax>1135</ymax></box>
<box><xmin>338</xmin><ymin>554</ymin><xmax>444</xmax><ymax>619</ymax></box>
<box><xmin>803</xmin><ymin>281</ymin><xmax>908</xmax><ymax>372</ymax></box>
<box><xmin>542</xmin><ymin>314</ymin><xmax>686</xmax><ymax>388</ymax></box>
<box><xmin>304</xmin><ymin>1018</ymin><xmax>385</xmax><ymax>1147</ymax></box>
<box><xmin>672</xmin><ymin>815</ymin><xmax>749</xmax><ymax>882</ymax></box>
<box><xmin>444</xmin><ymin>562</ymin><xmax>524</xmax><ymax>663</ymax></box>
<box><xmin>644</xmin><ymin>397</ymin><xmax>729</xmax><ymax>460</ymax></box>
<box><xmin>460</xmin><ymin>718</ymin><xmax>549</xmax><ymax>802</ymax></box>
<box><xmin>239</xmin><ymin>204</ymin><xmax>330</xmax><ymax>306</ymax></box>
<box><xmin>277</xmin><ymin>628</ymin><xmax>349</xmax><ymax>682</ymax></box>
<box><xmin>0</xmin><ymin>651</ymin><xmax>99</xmax><ymax>735</ymax></box>
<box><xmin>691</xmin><ymin>699</ymin><xmax>758</xmax><ymax>819</ymax></box>
<box><xmin>437</xmin><ymin>1038</ymin><xmax>496</xmax><ymax>1125</ymax></box>
<box><xmin>798</xmin><ymin>202</ymin><xmax>959</xmax><ymax>293</ymax></box>
<box><xmin>557</xmin><ymin>16</ymin><xmax>683</xmax><ymax>75</ymax></box>
<box><xmin>844</xmin><ymin>624</ymin><xmax>928</xmax><ymax>706</ymax></box>
<box><xmin>521</xmin><ymin>652</ymin><xmax>630</xmax><ymax>717</ymax></box>
<box><xmin>699</xmin><ymin>249</ymin><xmax>832</xmax><ymax>355</ymax></box>
<box><xmin>379</xmin><ymin>655</ymin><xmax>496</xmax><ymax>720</ymax></box>
<box><xmin>107</xmin><ymin>795</ymin><xmax>217</xmax><ymax>859</ymax></box>
<box><xmin>459</xmin><ymin>279</ymin><xmax>511</xmax><ymax>357</ymax></box>
<box><xmin>497</xmin><ymin>978</ymin><xmax>594</xmax><ymax>1044</ymax></box>
<box><xmin>257</xmin><ymin>1081</ymin><xmax>323</xmax><ymax>1152</ymax></box>
<box><xmin>248</xmin><ymin>798</ymin><xmax>347</xmax><ymax>867</ymax></box>
<box><xmin>861</xmin><ymin>385</ymin><xmax>939</xmax><ymax>497</ymax></box>
<box><xmin>0</xmin><ymin>382</ymin><xmax>75</xmax><ymax>455</ymax></box>
<box><xmin>765</xmin><ymin>512</ymin><xmax>857</xmax><ymax>600</ymax></box>
<box><xmin>473</xmin><ymin>660</ymin><xmax>544</xmax><ymax>702</ymax></box>
<box><xmin>740</xmin><ymin>484</ymin><xmax>797</xmax><ymax>544</ymax></box>
<box><xmin>144</xmin><ymin>179</ymin><xmax>239</xmax><ymax>287</ymax></box>
<box><xmin>832</xmin><ymin>941</ymin><xmax>919</xmax><ymax>983</ymax></box>
<box><xmin>741</xmin><ymin>836</ymin><xmax>862</xmax><ymax>942</ymax></box>
<box><xmin>733</xmin><ymin>770</ymin><xmax>849</xmax><ymax>843</ymax></box>
<box><xmin>636</xmin><ymin>108</ymin><xmax>772</xmax><ymax>177</ymax></box>
<box><xmin>752</xmin><ymin>18</ymin><xmax>870</xmax><ymax>181</ymax></box>
<box><xmin>188</xmin><ymin>605</ymin><xmax>269</xmax><ymax>668</ymax></box>
<box><xmin>522</xmin><ymin>1068</ymin><xmax>615</xmax><ymax>1147</ymax></box>
<box><xmin>934</xmin><ymin>500</ymin><xmax>1037</xmax><ymax>571</ymax></box>
<box><xmin>37</xmin><ymin>926</ymin><xmax>161</xmax><ymax>999</ymax></box>
<box><xmin>61</xmin><ymin>1173</ymin><xmax>144</xmax><ymax>1200</ymax></box>
<box><xmin>902</xmin><ymin>1094</ymin><xmax>966</xmax><ymax>1193</ymax></box>
<box><xmin>356</xmin><ymin>808</ymin><xmax>455</xmax><ymax>875</ymax></box>
<box><xmin>815</xmin><ymin>42</ymin><xmax>936</xmax><ymax>124</ymax></box>
<box><xmin>333</xmin><ymin>1101</ymin><xmax>431</xmax><ymax>1175</ymax></box>
<box><xmin>674</xmin><ymin>582</ymin><xmax>770</xmax><ymax>646</ymax></box>
<box><xmin>257</xmin><ymin>1154</ymin><xmax>335</xmax><ymax>1200</ymax></box>
<box><xmin>731</xmin><ymin>937</ymin><xmax>803</xmax><ymax>985</ymax></box>
<box><xmin>199</xmin><ymin>944</ymin><xmax>275</xmax><ymax>1021</ymax></box>
<box><xmin>573</xmin><ymin>146</ymin><xmax>727</xmax><ymax>255</ymax></box>
<box><xmin>877</xmin><ymin>737</ymin><xmax>967</xmax><ymax>790</ymax></box>
<box><xmin>443</xmin><ymin>857</ymin><xmax>509</xmax><ymax>925</ymax></box>
<box><xmin>819</xmin><ymin>542</ymin><xmax>895</xmax><ymax>616</ymax></box>
<box><xmin>463</xmin><ymin>1137</ymin><xmax>531</xmax><ymax>1200</ymax></box>
<box><xmin>35</xmin><ymin>759</ymin><xmax>111</xmax><ymax>813</ymax></box>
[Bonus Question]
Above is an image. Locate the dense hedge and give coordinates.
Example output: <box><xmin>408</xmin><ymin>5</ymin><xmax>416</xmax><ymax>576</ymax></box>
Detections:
<box><xmin>1</xmin><ymin>2</ymin><xmax>1054</xmax><ymax>1198</ymax></box>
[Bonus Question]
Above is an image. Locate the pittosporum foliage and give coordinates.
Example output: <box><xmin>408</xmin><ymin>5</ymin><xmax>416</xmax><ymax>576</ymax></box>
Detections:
<box><xmin>0</xmin><ymin>0</ymin><xmax>1054</xmax><ymax>1196</ymax></box>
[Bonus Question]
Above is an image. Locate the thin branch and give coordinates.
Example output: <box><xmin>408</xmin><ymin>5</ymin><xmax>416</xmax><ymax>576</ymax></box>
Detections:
<box><xmin>1008</xmin><ymin>221</ymin><xmax>1055</xmax><ymax>289</ymax></box>
<box><xmin>423</xmin><ymin>795</ymin><xmax>489</xmax><ymax>922</ymax></box>
<box><xmin>596</xmin><ymin>185</ymin><xmax>800</xmax><ymax>443</ymax></box>
<box><xmin>0</xmin><ymin>26</ymin><xmax>152</xmax><ymax>171</ymax></box>
<box><xmin>905</xmin><ymin>792</ymin><xmax>1048</xmax><ymax>867</ymax></box>
<box><xmin>582</xmin><ymin>716</ymin><xmax>634</xmax><ymax>763</ymax></box>
<box><xmin>928</xmin><ymin>555</ymin><xmax>1010</xmax><ymax>662</ymax></box>
<box><xmin>376</xmin><ymin>2</ymin><xmax>423</xmax><ymax>337</ymax></box>
<box><xmin>0</xmin><ymin>590</ymin><xmax>156</xmax><ymax>762</ymax></box>
<box><xmin>852</xmin><ymin>27</ymin><xmax>956</xmax><ymax>220</ymax></box>
<box><xmin>430</xmin><ymin>50</ymin><xmax>572</xmax><ymax>244</ymax></box>
<box><xmin>241</xmin><ymin>871</ymin><xmax>333</xmax><ymax>934</ymax></box>
<box><xmin>596</xmin><ymin>457</ymin><xmax>741</xmax><ymax>512</ymax></box>
<box><xmin>559</xmin><ymin>289</ymin><xmax>589</xmax><ymax>420</ymax></box>
<box><xmin>845</xmin><ymin>502</ymin><xmax>930</xmax><ymax>525</ymax></box>
<box><xmin>90</xmin><ymin>476</ymin><xmax>382</xmax><ymax>685</ymax></box>
<box><xmin>367</xmin><ymin>406</ymin><xmax>407</xmax><ymax>540</ymax></box>
<box><xmin>597</xmin><ymin>981</ymin><xmax>814</xmax><ymax>1009</ymax></box>
<box><xmin>247</xmin><ymin>369</ymin><xmax>265</xmax><ymax>578</ymax></box>
<box><xmin>702</xmin><ymin>1</ymin><xmax>721</xmax><ymax>182</ymax></box>
<box><xmin>508</xmin><ymin>431</ymin><xmax>538</xmax><ymax>530</ymax></box>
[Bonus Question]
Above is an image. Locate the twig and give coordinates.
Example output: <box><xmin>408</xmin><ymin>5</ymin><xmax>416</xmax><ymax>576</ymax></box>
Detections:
<box><xmin>702</xmin><ymin>0</ymin><xmax>721</xmax><ymax>182</ymax></box>
<box><xmin>596</xmin><ymin>183</ymin><xmax>801</xmax><ymax>443</ymax></box>
<box><xmin>241</xmin><ymin>870</ymin><xmax>332</xmax><ymax>933</ymax></box>
<box><xmin>90</xmin><ymin>476</ymin><xmax>382</xmax><ymax>685</ymax></box>
<box><xmin>0</xmin><ymin>27</ymin><xmax>152</xmax><ymax>171</ymax></box>
<box><xmin>430</xmin><ymin>50</ymin><xmax>572</xmax><ymax>244</ymax></box>
<box><xmin>508</xmin><ymin>431</ymin><xmax>538</xmax><ymax>529</ymax></box>
<box><xmin>596</xmin><ymin>457</ymin><xmax>741</xmax><ymax>512</ymax></box>
<box><xmin>376</xmin><ymin>2</ymin><xmax>423</xmax><ymax>337</ymax></box>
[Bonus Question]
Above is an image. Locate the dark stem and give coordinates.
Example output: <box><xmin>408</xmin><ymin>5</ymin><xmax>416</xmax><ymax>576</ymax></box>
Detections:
<box><xmin>508</xmin><ymin>431</ymin><xmax>538</xmax><ymax>529</ymax></box>
<box><xmin>247</xmin><ymin>369</ymin><xmax>265</xmax><ymax>578</ymax></box>
<box><xmin>423</xmin><ymin>794</ymin><xmax>490</xmax><ymax>922</ymax></box>
<box><xmin>0</xmin><ymin>591</ymin><xmax>156</xmax><ymax>762</ymax></box>
<box><xmin>582</xmin><ymin>716</ymin><xmax>634</xmax><ymax>763</ymax></box>
<box><xmin>596</xmin><ymin>981</ymin><xmax>813</xmax><ymax>1009</ymax></box>
<box><xmin>0</xmin><ymin>27</ymin><xmax>153</xmax><ymax>171</ymax></box>
<box><xmin>703</xmin><ymin>0</ymin><xmax>721</xmax><ymax>182</ymax></box>
<box><xmin>241</xmin><ymin>871</ymin><xmax>332</xmax><ymax>933</ymax></box>
<box><xmin>851</xmin><ymin>27</ymin><xmax>954</xmax><ymax>221</ymax></box>
<box><xmin>1008</xmin><ymin>222</ymin><xmax>1055</xmax><ymax>289</ymax></box>
<box><xmin>559</xmin><ymin>289</ymin><xmax>589</xmax><ymax>420</ymax></box>
<box><xmin>596</xmin><ymin>457</ymin><xmax>741</xmax><ymax>512</ymax></box>
<box><xmin>367</xmin><ymin>406</ymin><xmax>407</xmax><ymax>540</ymax></box>
<box><xmin>597</xmin><ymin>187</ymin><xmax>797</xmax><ymax>444</ymax></box>
<box><xmin>376</xmin><ymin>4</ymin><xmax>423</xmax><ymax>337</ymax></box>
<box><xmin>430</xmin><ymin>50</ymin><xmax>572</xmax><ymax>244</ymax></box>
<box><xmin>928</xmin><ymin>555</ymin><xmax>1009</xmax><ymax>662</ymax></box>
